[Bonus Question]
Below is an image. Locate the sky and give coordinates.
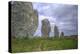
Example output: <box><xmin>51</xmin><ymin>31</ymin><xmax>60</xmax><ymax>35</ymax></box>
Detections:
<box><xmin>32</xmin><ymin>2</ymin><xmax>78</xmax><ymax>36</ymax></box>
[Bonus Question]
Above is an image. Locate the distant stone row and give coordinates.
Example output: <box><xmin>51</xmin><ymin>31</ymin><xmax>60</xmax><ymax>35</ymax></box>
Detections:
<box><xmin>41</xmin><ymin>19</ymin><xmax>64</xmax><ymax>39</ymax></box>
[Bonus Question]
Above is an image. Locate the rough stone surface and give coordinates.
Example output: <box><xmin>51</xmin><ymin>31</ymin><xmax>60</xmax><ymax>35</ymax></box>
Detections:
<box><xmin>11</xmin><ymin>1</ymin><xmax>38</xmax><ymax>38</ymax></box>
<box><xmin>54</xmin><ymin>25</ymin><xmax>59</xmax><ymax>38</ymax></box>
<box><xmin>41</xmin><ymin>19</ymin><xmax>51</xmax><ymax>38</ymax></box>
<box><xmin>60</xmin><ymin>32</ymin><xmax>64</xmax><ymax>38</ymax></box>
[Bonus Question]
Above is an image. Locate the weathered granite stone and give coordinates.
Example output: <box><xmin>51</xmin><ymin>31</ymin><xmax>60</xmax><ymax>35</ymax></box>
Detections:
<box><xmin>11</xmin><ymin>1</ymin><xmax>38</xmax><ymax>38</ymax></box>
<box><xmin>60</xmin><ymin>32</ymin><xmax>64</xmax><ymax>38</ymax></box>
<box><xmin>54</xmin><ymin>25</ymin><xmax>59</xmax><ymax>38</ymax></box>
<box><xmin>41</xmin><ymin>19</ymin><xmax>51</xmax><ymax>38</ymax></box>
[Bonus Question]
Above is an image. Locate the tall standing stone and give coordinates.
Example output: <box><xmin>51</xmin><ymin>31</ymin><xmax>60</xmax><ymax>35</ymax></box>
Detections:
<box><xmin>10</xmin><ymin>1</ymin><xmax>38</xmax><ymax>38</ymax></box>
<box><xmin>41</xmin><ymin>19</ymin><xmax>51</xmax><ymax>38</ymax></box>
<box><xmin>60</xmin><ymin>32</ymin><xmax>64</xmax><ymax>38</ymax></box>
<box><xmin>54</xmin><ymin>25</ymin><xmax>59</xmax><ymax>38</ymax></box>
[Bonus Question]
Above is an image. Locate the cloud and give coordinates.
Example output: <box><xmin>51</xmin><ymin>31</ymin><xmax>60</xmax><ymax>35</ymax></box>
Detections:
<box><xmin>33</xmin><ymin>3</ymin><xmax>78</xmax><ymax>36</ymax></box>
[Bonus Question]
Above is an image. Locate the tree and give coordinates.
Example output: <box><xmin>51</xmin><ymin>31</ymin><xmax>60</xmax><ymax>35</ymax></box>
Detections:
<box><xmin>54</xmin><ymin>25</ymin><xmax>59</xmax><ymax>38</ymax></box>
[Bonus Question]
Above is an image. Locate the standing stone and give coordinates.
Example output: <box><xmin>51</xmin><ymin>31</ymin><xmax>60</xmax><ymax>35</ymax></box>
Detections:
<box><xmin>54</xmin><ymin>25</ymin><xmax>59</xmax><ymax>38</ymax></box>
<box><xmin>10</xmin><ymin>1</ymin><xmax>38</xmax><ymax>38</ymax></box>
<box><xmin>60</xmin><ymin>32</ymin><xmax>64</xmax><ymax>38</ymax></box>
<box><xmin>41</xmin><ymin>19</ymin><xmax>51</xmax><ymax>38</ymax></box>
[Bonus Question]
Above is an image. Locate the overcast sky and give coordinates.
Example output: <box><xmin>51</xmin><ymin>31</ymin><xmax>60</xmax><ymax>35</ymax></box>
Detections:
<box><xmin>32</xmin><ymin>2</ymin><xmax>78</xmax><ymax>36</ymax></box>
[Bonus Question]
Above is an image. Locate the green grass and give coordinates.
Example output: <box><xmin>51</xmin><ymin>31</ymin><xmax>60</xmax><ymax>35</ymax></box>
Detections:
<box><xmin>11</xmin><ymin>37</ymin><xmax>78</xmax><ymax>53</ymax></box>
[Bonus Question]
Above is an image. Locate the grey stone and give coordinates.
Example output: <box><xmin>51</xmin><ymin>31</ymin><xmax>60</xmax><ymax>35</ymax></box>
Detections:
<box><xmin>11</xmin><ymin>1</ymin><xmax>38</xmax><ymax>38</ymax></box>
<box><xmin>54</xmin><ymin>25</ymin><xmax>59</xmax><ymax>38</ymax></box>
<box><xmin>41</xmin><ymin>19</ymin><xmax>51</xmax><ymax>38</ymax></box>
<box><xmin>60</xmin><ymin>32</ymin><xmax>64</xmax><ymax>38</ymax></box>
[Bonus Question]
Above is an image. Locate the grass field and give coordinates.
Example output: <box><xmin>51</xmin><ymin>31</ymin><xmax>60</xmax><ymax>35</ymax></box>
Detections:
<box><xmin>11</xmin><ymin>37</ymin><xmax>78</xmax><ymax>53</ymax></box>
